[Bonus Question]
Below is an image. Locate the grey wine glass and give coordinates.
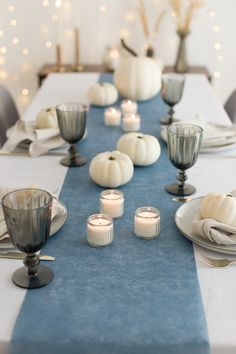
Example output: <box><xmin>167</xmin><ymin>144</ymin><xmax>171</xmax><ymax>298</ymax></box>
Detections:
<box><xmin>56</xmin><ymin>102</ymin><xmax>88</xmax><ymax>167</ymax></box>
<box><xmin>160</xmin><ymin>73</ymin><xmax>185</xmax><ymax>125</ymax></box>
<box><xmin>2</xmin><ymin>188</ymin><xmax>53</xmax><ymax>289</ymax></box>
<box><xmin>166</xmin><ymin>123</ymin><xmax>203</xmax><ymax>196</ymax></box>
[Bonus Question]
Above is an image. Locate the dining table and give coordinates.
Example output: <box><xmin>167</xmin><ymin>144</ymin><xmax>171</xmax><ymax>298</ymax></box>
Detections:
<box><xmin>0</xmin><ymin>71</ymin><xmax>236</xmax><ymax>354</ymax></box>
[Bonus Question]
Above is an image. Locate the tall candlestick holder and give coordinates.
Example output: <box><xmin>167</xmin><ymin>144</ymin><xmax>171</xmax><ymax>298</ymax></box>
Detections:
<box><xmin>73</xmin><ymin>27</ymin><xmax>84</xmax><ymax>72</ymax></box>
<box><xmin>55</xmin><ymin>44</ymin><xmax>65</xmax><ymax>72</ymax></box>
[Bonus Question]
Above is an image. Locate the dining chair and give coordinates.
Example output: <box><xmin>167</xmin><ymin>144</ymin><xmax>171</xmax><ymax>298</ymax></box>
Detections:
<box><xmin>224</xmin><ymin>89</ymin><xmax>236</xmax><ymax>123</ymax></box>
<box><xmin>0</xmin><ymin>85</ymin><xmax>19</xmax><ymax>146</ymax></box>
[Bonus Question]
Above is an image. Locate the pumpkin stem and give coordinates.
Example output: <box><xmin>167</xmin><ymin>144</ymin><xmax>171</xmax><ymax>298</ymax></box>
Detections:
<box><xmin>226</xmin><ymin>193</ymin><xmax>233</xmax><ymax>197</ymax></box>
<box><xmin>109</xmin><ymin>156</ymin><xmax>115</xmax><ymax>160</ymax></box>
<box><xmin>120</xmin><ymin>38</ymin><xmax>138</xmax><ymax>57</ymax></box>
<box><xmin>46</xmin><ymin>108</ymin><xmax>51</xmax><ymax>112</ymax></box>
<box><xmin>137</xmin><ymin>136</ymin><xmax>143</xmax><ymax>139</ymax></box>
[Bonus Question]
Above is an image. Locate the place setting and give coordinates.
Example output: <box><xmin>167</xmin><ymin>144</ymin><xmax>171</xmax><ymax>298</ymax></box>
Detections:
<box><xmin>0</xmin><ymin>103</ymin><xmax>88</xmax><ymax>160</ymax></box>
<box><xmin>0</xmin><ymin>186</ymin><xmax>67</xmax><ymax>250</ymax></box>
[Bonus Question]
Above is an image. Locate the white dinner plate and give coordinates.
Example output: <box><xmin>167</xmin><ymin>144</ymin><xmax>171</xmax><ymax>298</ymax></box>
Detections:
<box><xmin>160</xmin><ymin>127</ymin><xmax>236</xmax><ymax>153</ymax></box>
<box><xmin>175</xmin><ymin>197</ymin><xmax>236</xmax><ymax>255</ymax></box>
<box><xmin>0</xmin><ymin>200</ymin><xmax>67</xmax><ymax>249</ymax></box>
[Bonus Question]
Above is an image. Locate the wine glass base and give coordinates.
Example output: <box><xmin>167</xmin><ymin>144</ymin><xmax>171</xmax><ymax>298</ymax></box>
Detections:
<box><xmin>165</xmin><ymin>183</ymin><xmax>196</xmax><ymax>196</ymax></box>
<box><xmin>12</xmin><ymin>265</ymin><xmax>54</xmax><ymax>289</ymax></box>
<box><xmin>160</xmin><ymin>116</ymin><xmax>180</xmax><ymax>125</ymax></box>
<box><xmin>60</xmin><ymin>156</ymin><xmax>86</xmax><ymax>167</ymax></box>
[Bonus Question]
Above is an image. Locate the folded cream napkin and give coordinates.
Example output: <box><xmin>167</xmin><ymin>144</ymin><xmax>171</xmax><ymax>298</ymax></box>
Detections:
<box><xmin>189</xmin><ymin>115</ymin><xmax>236</xmax><ymax>147</ymax></box>
<box><xmin>1</xmin><ymin>120</ymin><xmax>65</xmax><ymax>157</ymax></box>
<box><xmin>0</xmin><ymin>187</ymin><xmax>65</xmax><ymax>242</ymax></box>
<box><xmin>192</xmin><ymin>216</ymin><xmax>236</xmax><ymax>245</ymax></box>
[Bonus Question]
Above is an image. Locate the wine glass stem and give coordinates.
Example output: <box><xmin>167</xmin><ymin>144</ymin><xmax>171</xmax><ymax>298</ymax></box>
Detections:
<box><xmin>24</xmin><ymin>253</ymin><xmax>40</xmax><ymax>277</ymax></box>
<box><xmin>177</xmin><ymin>169</ymin><xmax>187</xmax><ymax>191</ymax></box>
<box><xmin>168</xmin><ymin>106</ymin><xmax>175</xmax><ymax>124</ymax></box>
<box><xmin>68</xmin><ymin>143</ymin><xmax>79</xmax><ymax>160</ymax></box>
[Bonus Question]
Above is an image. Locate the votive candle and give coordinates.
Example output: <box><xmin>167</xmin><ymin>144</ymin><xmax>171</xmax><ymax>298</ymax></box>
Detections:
<box><xmin>134</xmin><ymin>207</ymin><xmax>160</xmax><ymax>240</ymax></box>
<box><xmin>121</xmin><ymin>99</ymin><xmax>137</xmax><ymax>115</ymax></box>
<box><xmin>87</xmin><ymin>214</ymin><xmax>113</xmax><ymax>247</ymax></box>
<box><xmin>123</xmin><ymin>113</ymin><xmax>141</xmax><ymax>132</ymax></box>
<box><xmin>100</xmin><ymin>190</ymin><xmax>124</xmax><ymax>218</ymax></box>
<box><xmin>104</xmin><ymin>107</ymin><xmax>121</xmax><ymax>126</ymax></box>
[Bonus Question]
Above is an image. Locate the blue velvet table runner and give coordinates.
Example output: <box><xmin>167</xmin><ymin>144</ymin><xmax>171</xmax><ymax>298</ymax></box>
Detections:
<box><xmin>11</xmin><ymin>74</ymin><xmax>209</xmax><ymax>354</ymax></box>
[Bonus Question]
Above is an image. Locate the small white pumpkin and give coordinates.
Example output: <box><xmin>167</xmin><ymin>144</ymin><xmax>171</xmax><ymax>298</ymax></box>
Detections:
<box><xmin>117</xmin><ymin>132</ymin><xmax>161</xmax><ymax>166</ymax></box>
<box><xmin>88</xmin><ymin>82</ymin><xmax>118</xmax><ymax>106</ymax></box>
<box><xmin>89</xmin><ymin>150</ymin><xmax>134</xmax><ymax>187</ymax></box>
<box><xmin>36</xmin><ymin>107</ymin><xmax>58</xmax><ymax>129</ymax></box>
<box><xmin>114</xmin><ymin>57</ymin><xmax>161</xmax><ymax>101</ymax></box>
<box><xmin>199</xmin><ymin>193</ymin><xmax>236</xmax><ymax>227</ymax></box>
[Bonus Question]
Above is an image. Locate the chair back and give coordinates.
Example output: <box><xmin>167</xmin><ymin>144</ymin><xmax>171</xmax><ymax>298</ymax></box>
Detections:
<box><xmin>0</xmin><ymin>85</ymin><xmax>19</xmax><ymax>146</ymax></box>
<box><xmin>224</xmin><ymin>90</ymin><xmax>236</xmax><ymax>123</ymax></box>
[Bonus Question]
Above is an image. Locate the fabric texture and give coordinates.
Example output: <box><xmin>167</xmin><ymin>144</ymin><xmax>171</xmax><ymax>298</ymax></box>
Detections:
<box><xmin>193</xmin><ymin>216</ymin><xmax>236</xmax><ymax>245</ymax></box>
<box><xmin>11</xmin><ymin>73</ymin><xmax>209</xmax><ymax>354</ymax></box>
<box><xmin>1</xmin><ymin>120</ymin><xmax>64</xmax><ymax>157</ymax></box>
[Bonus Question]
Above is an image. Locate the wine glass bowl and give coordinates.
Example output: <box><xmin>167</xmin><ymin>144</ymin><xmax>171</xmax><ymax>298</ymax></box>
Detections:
<box><xmin>56</xmin><ymin>102</ymin><xmax>88</xmax><ymax>167</ymax></box>
<box><xmin>160</xmin><ymin>73</ymin><xmax>185</xmax><ymax>125</ymax></box>
<box><xmin>166</xmin><ymin>123</ymin><xmax>203</xmax><ymax>196</ymax></box>
<box><xmin>2</xmin><ymin>188</ymin><xmax>53</xmax><ymax>289</ymax></box>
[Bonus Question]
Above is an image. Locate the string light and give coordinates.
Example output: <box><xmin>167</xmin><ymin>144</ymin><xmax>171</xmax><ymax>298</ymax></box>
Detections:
<box><xmin>42</xmin><ymin>0</ymin><xmax>49</xmax><ymax>6</ymax></box>
<box><xmin>0</xmin><ymin>57</ymin><xmax>5</xmax><ymax>65</ymax></box>
<box><xmin>120</xmin><ymin>29</ymin><xmax>130</xmax><ymax>38</ymax></box>
<box><xmin>22</xmin><ymin>48</ymin><xmax>30</xmax><ymax>55</ymax></box>
<box><xmin>12</xmin><ymin>37</ymin><xmax>19</xmax><ymax>44</ymax></box>
<box><xmin>0</xmin><ymin>47</ymin><xmax>7</xmax><ymax>54</ymax></box>
<box><xmin>45</xmin><ymin>41</ymin><xmax>53</xmax><ymax>48</ymax></box>
<box><xmin>0</xmin><ymin>31</ymin><xmax>4</xmax><ymax>37</ymax></box>
<box><xmin>8</xmin><ymin>5</ymin><xmax>15</xmax><ymax>12</ymax></box>
<box><xmin>125</xmin><ymin>13</ymin><xmax>135</xmax><ymax>23</ymax></box>
<box><xmin>214</xmin><ymin>42</ymin><xmax>221</xmax><ymax>50</ymax></box>
<box><xmin>171</xmin><ymin>11</ymin><xmax>177</xmax><ymax>18</ymax></box>
<box><xmin>208</xmin><ymin>11</ymin><xmax>215</xmax><ymax>18</ymax></box>
<box><xmin>213</xmin><ymin>25</ymin><xmax>220</xmax><ymax>32</ymax></box>
<box><xmin>214</xmin><ymin>71</ymin><xmax>221</xmax><ymax>78</ymax></box>
<box><xmin>51</xmin><ymin>14</ymin><xmax>58</xmax><ymax>21</ymax></box>
<box><xmin>55</xmin><ymin>0</ymin><xmax>62</xmax><ymax>8</ymax></box>
<box><xmin>21</xmin><ymin>89</ymin><xmax>29</xmax><ymax>96</ymax></box>
<box><xmin>99</xmin><ymin>5</ymin><xmax>107</xmax><ymax>12</ymax></box>
<box><xmin>10</xmin><ymin>19</ymin><xmax>17</xmax><ymax>26</ymax></box>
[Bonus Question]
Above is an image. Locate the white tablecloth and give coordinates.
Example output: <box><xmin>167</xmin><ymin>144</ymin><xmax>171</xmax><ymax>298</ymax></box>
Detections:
<box><xmin>0</xmin><ymin>72</ymin><xmax>235</xmax><ymax>354</ymax></box>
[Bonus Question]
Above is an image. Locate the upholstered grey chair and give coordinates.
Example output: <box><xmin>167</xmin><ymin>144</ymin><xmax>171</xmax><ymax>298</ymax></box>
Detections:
<box><xmin>224</xmin><ymin>90</ymin><xmax>236</xmax><ymax>123</ymax></box>
<box><xmin>0</xmin><ymin>85</ymin><xmax>19</xmax><ymax>146</ymax></box>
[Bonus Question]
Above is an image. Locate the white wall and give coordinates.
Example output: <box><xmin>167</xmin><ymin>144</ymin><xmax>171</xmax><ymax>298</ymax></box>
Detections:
<box><xmin>0</xmin><ymin>0</ymin><xmax>235</xmax><ymax>114</ymax></box>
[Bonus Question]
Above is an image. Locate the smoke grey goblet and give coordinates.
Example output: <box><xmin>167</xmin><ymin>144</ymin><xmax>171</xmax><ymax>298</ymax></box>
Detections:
<box><xmin>166</xmin><ymin>123</ymin><xmax>203</xmax><ymax>196</ymax></box>
<box><xmin>56</xmin><ymin>102</ymin><xmax>88</xmax><ymax>167</ymax></box>
<box><xmin>2</xmin><ymin>188</ymin><xmax>53</xmax><ymax>289</ymax></box>
<box><xmin>160</xmin><ymin>73</ymin><xmax>185</xmax><ymax>125</ymax></box>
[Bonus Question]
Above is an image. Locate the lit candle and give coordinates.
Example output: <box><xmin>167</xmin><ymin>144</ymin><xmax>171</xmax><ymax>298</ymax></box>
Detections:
<box><xmin>104</xmin><ymin>107</ymin><xmax>121</xmax><ymax>126</ymax></box>
<box><xmin>87</xmin><ymin>214</ymin><xmax>113</xmax><ymax>247</ymax></box>
<box><xmin>100</xmin><ymin>190</ymin><xmax>124</xmax><ymax>218</ymax></box>
<box><xmin>123</xmin><ymin>113</ymin><xmax>141</xmax><ymax>132</ymax></box>
<box><xmin>121</xmin><ymin>99</ymin><xmax>137</xmax><ymax>115</ymax></box>
<box><xmin>134</xmin><ymin>207</ymin><xmax>160</xmax><ymax>240</ymax></box>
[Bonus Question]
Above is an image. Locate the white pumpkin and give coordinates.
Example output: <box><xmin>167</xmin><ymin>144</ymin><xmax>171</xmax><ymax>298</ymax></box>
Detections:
<box><xmin>36</xmin><ymin>107</ymin><xmax>58</xmax><ymax>129</ymax></box>
<box><xmin>89</xmin><ymin>151</ymin><xmax>134</xmax><ymax>187</ymax></box>
<box><xmin>117</xmin><ymin>132</ymin><xmax>161</xmax><ymax>166</ymax></box>
<box><xmin>88</xmin><ymin>82</ymin><xmax>118</xmax><ymax>106</ymax></box>
<box><xmin>199</xmin><ymin>193</ymin><xmax>236</xmax><ymax>227</ymax></box>
<box><xmin>114</xmin><ymin>57</ymin><xmax>161</xmax><ymax>101</ymax></box>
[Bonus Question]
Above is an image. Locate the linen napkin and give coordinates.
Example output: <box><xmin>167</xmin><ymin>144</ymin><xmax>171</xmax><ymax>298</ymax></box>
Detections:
<box><xmin>189</xmin><ymin>114</ymin><xmax>236</xmax><ymax>147</ymax></box>
<box><xmin>192</xmin><ymin>216</ymin><xmax>236</xmax><ymax>245</ymax></box>
<box><xmin>1</xmin><ymin>120</ymin><xmax>65</xmax><ymax>157</ymax></box>
<box><xmin>0</xmin><ymin>187</ymin><xmax>65</xmax><ymax>242</ymax></box>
